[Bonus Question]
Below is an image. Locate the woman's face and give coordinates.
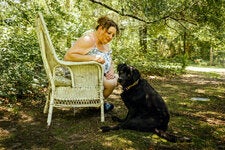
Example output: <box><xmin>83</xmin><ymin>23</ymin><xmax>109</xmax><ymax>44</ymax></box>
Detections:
<box><xmin>99</xmin><ymin>26</ymin><xmax>117</xmax><ymax>44</ymax></box>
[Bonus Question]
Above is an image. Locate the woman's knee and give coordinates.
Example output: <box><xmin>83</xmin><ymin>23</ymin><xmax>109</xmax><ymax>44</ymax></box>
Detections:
<box><xmin>104</xmin><ymin>76</ymin><xmax>118</xmax><ymax>89</ymax></box>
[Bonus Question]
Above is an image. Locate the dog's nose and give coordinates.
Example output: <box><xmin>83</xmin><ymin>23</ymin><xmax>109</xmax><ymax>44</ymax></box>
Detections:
<box><xmin>118</xmin><ymin>77</ymin><xmax>122</xmax><ymax>83</ymax></box>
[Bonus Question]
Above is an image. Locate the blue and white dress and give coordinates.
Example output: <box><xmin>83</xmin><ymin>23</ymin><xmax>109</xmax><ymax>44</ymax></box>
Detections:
<box><xmin>87</xmin><ymin>47</ymin><xmax>112</xmax><ymax>74</ymax></box>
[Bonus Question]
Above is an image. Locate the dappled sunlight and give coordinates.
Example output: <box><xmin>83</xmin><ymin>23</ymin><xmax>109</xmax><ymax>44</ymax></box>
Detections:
<box><xmin>1</xmin><ymin>71</ymin><xmax>225</xmax><ymax>149</ymax></box>
<box><xmin>182</xmin><ymin>74</ymin><xmax>199</xmax><ymax>78</ymax></box>
<box><xmin>18</xmin><ymin>111</ymin><xmax>34</xmax><ymax>123</ymax></box>
<box><xmin>162</xmin><ymin>96</ymin><xmax>170</xmax><ymax>103</ymax></box>
<box><xmin>180</xmin><ymin>73</ymin><xmax>224</xmax><ymax>85</ymax></box>
<box><xmin>206</xmin><ymin>118</ymin><xmax>225</xmax><ymax>126</ymax></box>
<box><xmin>102</xmin><ymin>135</ymin><xmax>134</xmax><ymax>149</ymax></box>
<box><xmin>0</xmin><ymin>128</ymin><xmax>11</xmax><ymax>139</ymax></box>
<box><xmin>0</xmin><ymin>107</ymin><xmax>15</xmax><ymax>142</ymax></box>
<box><xmin>194</xmin><ymin>89</ymin><xmax>206</xmax><ymax>94</ymax></box>
<box><xmin>161</xmin><ymin>84</ymin><xmax>179</xmax><ymax>89</ymax></box>
<box><xmin>147</xmin><ymin>75</ymin><xmax>167</xmax><ymax>81</ymax></box>
<box><xmin>180</xmin><ymin>77</ymin><xmax>212</xmax><ymax>85</ymax></box>
<box><xmin>172</xmin><ymin>108</ymin><xmax>225</xmax><ymax>126</ymax></box>
<box><xmin>197</xmin><ymin>111</ymin><xmax>225</xmax><ymax>118</ymax></box>
<box><xmin>174</xmin><ymin>99</ymin><xmax>225</xmax><ymax>117</ymax></box>
<box><xmin>177</xmin><ymin>102</ymin><xmax>193</xmax><ymax>109</ymax></box>
<box><xmin>179</xmin><ymin>93</ymin><xmax>189</xmax><ymax>98</ymax></box>
<box><xmin>213</xmin><ymin>127</ymin><xmax>225</xmax><ymax>141</ymax></box>
<box><xmin>151</xmin><ymin>134</ymin><xmax>167</xmax><ymax>143</ymax></box>
<box><xmin>195</xmin><ymin>111</ymin><xmax>225</xmax><ymax>126</ymax></box>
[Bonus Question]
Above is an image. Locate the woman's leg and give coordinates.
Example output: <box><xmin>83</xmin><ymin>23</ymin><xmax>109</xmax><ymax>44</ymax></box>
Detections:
<box><xmin>103</xmin><ymin>74</ymin><xmax>118</xmax><ymax>99</ymax></box>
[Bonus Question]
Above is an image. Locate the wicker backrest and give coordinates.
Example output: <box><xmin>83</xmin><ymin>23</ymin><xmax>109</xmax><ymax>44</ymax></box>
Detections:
<box><xmin>36</xmin><ymin>13</ymin><xmax>59</xmax><ymax>84</ymax></box>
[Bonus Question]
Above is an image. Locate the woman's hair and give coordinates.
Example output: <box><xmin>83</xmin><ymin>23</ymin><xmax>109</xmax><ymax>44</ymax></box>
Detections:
<box><xmin>96</xmin><ymin>16</ymin><xmax>119</xmax><ymax>35</ymax></box>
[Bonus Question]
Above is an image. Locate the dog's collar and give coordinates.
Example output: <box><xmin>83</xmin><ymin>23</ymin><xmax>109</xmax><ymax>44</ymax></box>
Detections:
<box><xmin>125</xmin><ymin>79</ymin><xmax>139</xmax><ymax>91</ymax></box>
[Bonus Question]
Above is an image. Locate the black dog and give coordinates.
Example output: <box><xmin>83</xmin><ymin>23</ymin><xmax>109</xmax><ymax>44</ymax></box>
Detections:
<box><xmin>101</xmin><ymin>63</ymin><xmax>191</xmax><ymax>142</ymax></box>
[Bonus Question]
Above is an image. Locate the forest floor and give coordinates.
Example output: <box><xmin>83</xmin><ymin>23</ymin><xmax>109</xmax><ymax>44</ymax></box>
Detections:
<box><xmin>0</xmin><ymin>67</ymin><xmax>225</xmax><ymax>150</ymax></box>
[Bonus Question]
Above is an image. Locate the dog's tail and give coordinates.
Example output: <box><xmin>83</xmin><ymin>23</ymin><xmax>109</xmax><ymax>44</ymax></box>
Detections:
<box><xmin>154</xmin><ymin>129</ymin><xmax>191</xmax><ymax>143</ymax></box>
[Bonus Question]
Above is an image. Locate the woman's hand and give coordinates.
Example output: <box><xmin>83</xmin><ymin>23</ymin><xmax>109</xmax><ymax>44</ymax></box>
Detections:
<box><xmin>105</xmin><ymin>70</ymin><xmax>115</xmax><ymax>80</ymax></box>
<box><xmin>95</xmin><ymin>55</ymin><xmax>105</xmax><ymax>64</ymax></box>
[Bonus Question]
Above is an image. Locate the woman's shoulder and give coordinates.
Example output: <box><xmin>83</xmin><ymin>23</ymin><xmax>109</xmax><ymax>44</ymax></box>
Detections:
<box><xmin>76</xmin><ymin>32</ymin><xmax>95</xmax><ymax>48</ymax></box>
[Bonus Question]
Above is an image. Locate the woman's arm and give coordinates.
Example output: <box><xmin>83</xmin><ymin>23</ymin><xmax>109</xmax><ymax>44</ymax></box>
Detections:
<box><xmin>64</xmin><ymin>35</ymin><xmax>105</xmax><ymax>64</ymax></box>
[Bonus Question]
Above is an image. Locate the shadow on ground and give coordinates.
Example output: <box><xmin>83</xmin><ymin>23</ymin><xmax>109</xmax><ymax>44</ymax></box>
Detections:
<box><xmin>1</xmin><ymin>71</ymin><xmax>225</xmax><ymax>149</ymax></box>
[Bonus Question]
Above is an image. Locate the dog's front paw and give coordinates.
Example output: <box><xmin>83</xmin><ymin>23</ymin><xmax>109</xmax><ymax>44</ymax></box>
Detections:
<box><xmin>112</xmin><ymin>116</ymin><xmax>122</xmax><ymax>122</ymax></box>
<box><xmin>100</xmin><ymin>126</ymin><xmax>111</xmax><ymax>132</ymax></box>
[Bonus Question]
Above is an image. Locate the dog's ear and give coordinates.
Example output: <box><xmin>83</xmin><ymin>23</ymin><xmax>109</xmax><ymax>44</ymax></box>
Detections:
<box><xmin>117</xmin><ymin>63</ymin><xmax>127</xmax><ymax>72</ymax></box>
<box><xmin>131</xmin><ymin>67</ymin><xmax>141</xmax><ymax>81</ymax></box>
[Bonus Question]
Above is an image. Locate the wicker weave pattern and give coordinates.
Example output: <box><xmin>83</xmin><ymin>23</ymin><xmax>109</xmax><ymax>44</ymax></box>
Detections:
<box><xmin>54</xmin><ymin>99</ymin><xmax>100</xmax><ymax>107</ymax></box>
<box><xmin>54</xmin><ymin>87</ymin><xmax>100</xmax><ymax>100</ymax></box>
<box><xmin>36</xmin><ymin>12</ymin><xmax>104</xmax><ymax>126</ymax></box>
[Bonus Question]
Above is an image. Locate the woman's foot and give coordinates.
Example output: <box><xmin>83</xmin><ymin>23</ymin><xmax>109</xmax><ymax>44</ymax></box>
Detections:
<box><xmin>104</xmin><ymin>102</ymin><xmax>114</xmax><ymax>112</ymax></box>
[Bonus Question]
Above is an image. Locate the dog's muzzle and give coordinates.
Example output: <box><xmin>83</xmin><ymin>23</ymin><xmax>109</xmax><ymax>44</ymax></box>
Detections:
<box><xmin>118</xmin><ymin>77</ymin><xmax>123</xmax><ymax>84</ymax></box>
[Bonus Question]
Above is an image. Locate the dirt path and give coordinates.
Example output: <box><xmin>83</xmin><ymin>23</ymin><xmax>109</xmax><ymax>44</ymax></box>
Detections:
<box><xmin>186</xmin><ymin>66</ymin><xmax>225</xmax><ymax>75</ymax></box>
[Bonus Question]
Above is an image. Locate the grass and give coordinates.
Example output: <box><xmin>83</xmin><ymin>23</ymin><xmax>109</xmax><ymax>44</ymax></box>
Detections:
<box><xmin>0</xmin><ymin>71</ymin><xmax>225</xmax><ymax>150</ymax></box>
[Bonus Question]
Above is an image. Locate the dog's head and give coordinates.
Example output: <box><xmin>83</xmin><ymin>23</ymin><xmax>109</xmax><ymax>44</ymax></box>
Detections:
<box><xmin>117</xmin><ymin>63</ymin><xmax>141</xmax><ymax>88</ymax></box>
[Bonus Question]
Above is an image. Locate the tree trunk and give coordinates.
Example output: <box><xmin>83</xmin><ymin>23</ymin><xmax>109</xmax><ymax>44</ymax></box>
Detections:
<box><xmin>182</xmin><ymin>31</ymin><xmax>187</xmax><ymax>69</ymax></box>
<box><xmin>183</xmin><ymin>31</ymin><xmax>186</xmax><ymax>55</ymax></box>
<box><xmin>139</xmin><ymin>24</ymin><xmax>147</xmax><ymax>53</ymax></box>
<box><xmin>210</xmin><ymin>47</ymin><xmax>213</xmax><ymax>66</ymax></box>
<box><xmin>65</xmin><ymin>0</ymin><xmax>73</xmax><ymax>48</ymax></box>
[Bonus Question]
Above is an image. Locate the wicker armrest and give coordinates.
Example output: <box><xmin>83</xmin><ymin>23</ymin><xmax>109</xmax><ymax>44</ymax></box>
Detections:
<box><xmin>58</xmin><ymin>60</ymin><xmax>102</xmax><ymax>67</ymax></box>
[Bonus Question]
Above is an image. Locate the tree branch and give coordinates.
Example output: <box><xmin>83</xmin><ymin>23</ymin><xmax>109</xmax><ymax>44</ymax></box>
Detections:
<box><xmin>89</xmin><ymin>0</ymin><xmax>168</xmax><ymax>24</ymax></box>
<box><xmin>89</xmin><ymin>0</ymin><xmax>197</xmax><ymax>26</ymax></box>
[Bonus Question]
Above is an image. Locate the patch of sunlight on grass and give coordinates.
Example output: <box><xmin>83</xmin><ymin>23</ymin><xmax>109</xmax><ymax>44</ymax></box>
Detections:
<box><xmin>213</xmin><ymin>127</ymin><xmax>225</xmax><ymax>137</ymax></box>
<box><xmin>102</xmin><ymin>135</ymin><xmax>133</xmax><ymax>148</ymax></box>
<box><xmin>197</xmin><ymin>111</ymin><xmax>223</xmax><ymax>116</ymax></box>
<box><xmin>196</xmin><ymin>111</ymin><xmax>225</xmax><ymax>120</ymax></box>
<box><xmin>151</xmin><ymin>134</ymin><xmax>167</xmax><ymax>143</ymax></box>
<box><xmin>203</xmin><ymin>72</ymin><xmax>223</xmax><ymax>78</ymax></box>
<box><xmin>0</xmin><ymin>128</ymin><xmax>11</xmax><ymax>139</ymax></box>
<box><xmin>19</xmin><ymin>111</ymin><xmax>34</xmax><ymax>123</ymax></box>
<box><xmin>161</xmin><ymin>84</ymin><xmax>179</xmax><ymax>89</ymax></box>
<box><xmin>179</xmin><ymin>102</ymin><xmax>189</xmax><ymax>106</ymax></box>
<box><xmin>216</xmin><ymin>127</ymin><xmax>225</xmax><ymax>132</ymax></box>
<box><xmin>205</xmin><ymin>86</ymin><xmax>225</xmax><ymax>96</ymax></box>
<box><xmin>194</xmin><ymin>89</ymin><xmax>206</xmax><ymax>94</ymax></box>
<box><xmin>214</xmin><ymin>127</ymin><xmax>225</xmax><ymax>139</ymax></box>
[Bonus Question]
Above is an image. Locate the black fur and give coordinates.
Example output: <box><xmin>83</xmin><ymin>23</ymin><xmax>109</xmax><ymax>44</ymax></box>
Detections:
<box><xmin>101</xmin><ymin>63</ymin><xmax>191</xmax><ymax>143</ymax></box>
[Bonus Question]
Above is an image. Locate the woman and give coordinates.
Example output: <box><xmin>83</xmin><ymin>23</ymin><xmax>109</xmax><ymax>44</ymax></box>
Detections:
<box><xmin>64</xmin><ymin>16</ymin><xmax>119</xmax><ymax>112</ymax></box>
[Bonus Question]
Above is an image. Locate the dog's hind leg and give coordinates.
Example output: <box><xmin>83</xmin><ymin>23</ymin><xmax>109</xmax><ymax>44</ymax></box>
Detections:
<box><xmin>100</xmin><ymin>125</ymin><xmax>120</xmax><ymax>132</ymax></box>
<box><xmin>119</xmin><ymin>116</ymin><xmax>164</xmax><ymax>132</ymax></box>
<box><xmin>111</xmin><ymin>116</ymin><xmax>126</xmax><ymax>122</ymax></box>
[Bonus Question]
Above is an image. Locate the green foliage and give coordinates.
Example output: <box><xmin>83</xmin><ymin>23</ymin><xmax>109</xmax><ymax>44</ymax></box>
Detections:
<box><xmin>0</xmin><ymin>0</ymin><xmax>46</xmax><ymax>101</ymax></box>
<box><xmin>0</xmin><ymin>24</ymin><xmax>45</xmax><ymax>100</ymax></box>
<box><xmin>1</xmin><ymin>0</ymin><xmax>225</xmax><ymax>101</ymax></box>
<box><xmin>112</xmin><ymin>36</ymin><xmax>183</xmax><ymax>76</ymax></box>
